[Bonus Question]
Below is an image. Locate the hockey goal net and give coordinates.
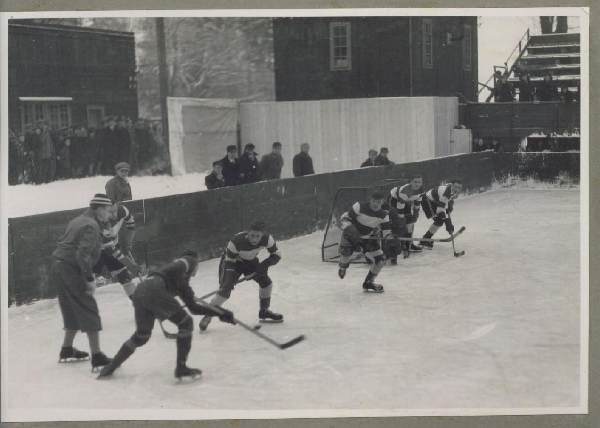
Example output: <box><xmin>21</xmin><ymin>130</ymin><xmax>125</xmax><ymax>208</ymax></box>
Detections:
<box><xmin>321</xmin><ymin>178</ymin><xmax>408</xmax><ymax>263</ymax></box>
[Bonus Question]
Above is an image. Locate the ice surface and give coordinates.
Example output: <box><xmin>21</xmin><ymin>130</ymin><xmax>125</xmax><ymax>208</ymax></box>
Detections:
<box><xmin>5</xmin><ymin>173</ymin><xmax>208</xmax><ymax>218</ymax></box>
<box><xmin>3</xmin><ymin>187</ymin><xmax>581</xmax><ymax>420</ymax></box>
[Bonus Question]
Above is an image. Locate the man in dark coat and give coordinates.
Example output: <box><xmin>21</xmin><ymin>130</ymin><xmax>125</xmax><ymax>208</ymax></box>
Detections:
<box><xmin>219</xmin><ymin>145</ymin><xmax>241</xmax><ymax>186</ymax></box>
<box><xmin>293</xmin><ymin>143</ymin><xmax>315</xmax><ymax>177</ymax></box>
<box><xmin>239</xmin><ymin>143</ymin><xmax>261</xmax><ymax>184</ymax></box>
<box><xmin>100</xmin><ymin>117</ymin><xmax>120</xmax><ymax>175</ymax></box>
<box><xmin>205</xmin><ymin>161</ymin><xmax>226</xmax><ymax>190</ymax></box>
<box><xmin>116</xmin><ymin>116</ymin><xmax>132</xmax><ymax>167</ymax></box>
<box><xmin>105</xmin><ymin>162</ymin><xmax>133</xmax><ymax>203</ymax></box>
<box><xmin>374</xmin><ymin>147</ymin><xmax>394</xmax><ymax>166</ymax></box>
<box><xmin>361</xmin><ymin>149</ymin><xmax>378</xmax><ymax>168</ymax></box>
<box><xmin>97</xmin><ymin>251</ymin><xmax>235</xmax><ymax>380</ymax></box>
<box><xmin>51</xmin><ymin>194</ymin><xmax>114</xmax><ymax>371</ymax></box>
<box><xmin>260</xmin><ymin>142</ymin><xmax>284</xmax><ymax>180</ymax></box>
<box><xmin>518</xmin><ymin>73</ymin><xmax>535</xmax><ymax>102</ymax></box>
<box><xmin>37</xmin><ymin>121</ymin><xmax>57</xmax><ymax>183</ymax></box>
<box><xmin>537</xmin><ymin>73</ymin><xmax>557</xmax><ymax>102</ymax></box>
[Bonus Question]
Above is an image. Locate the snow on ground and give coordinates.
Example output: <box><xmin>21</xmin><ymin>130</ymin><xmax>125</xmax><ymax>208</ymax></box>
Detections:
<box><xmin>3</xmin><ymin>187</ymin><xmax>581</xmax><ymax>421</ymax></box>
<box><xmin>5</xmin><ymin>173</ymin><xmax>208</xmax><ymax>218</ymax></box>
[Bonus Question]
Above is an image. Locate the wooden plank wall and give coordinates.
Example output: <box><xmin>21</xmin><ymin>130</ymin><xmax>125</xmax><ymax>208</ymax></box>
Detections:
<box><xmin>240</xmin><ymin>97</ymin><xmax>460</xmax><ymax>177</ymax></box>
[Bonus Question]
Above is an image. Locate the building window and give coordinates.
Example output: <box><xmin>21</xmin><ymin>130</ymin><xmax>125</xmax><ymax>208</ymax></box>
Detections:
<box><xmin>422</xmin><ymin>19</ymin><xmax>434</xmax><ymax>69</ymax></box>
<box><xmin>463</xmin><ymin>24</ymin><xmax>472</xmax><ymax>71</ymax></box>
<box><xmin>86</xmin><ymin>105</ymin><xmax>105</xmax><ymax>129</ymax></box>
<box><xmin>20</xmin><ymin>102</ymin><xmax>72</xmax><ymax>132</ymax></box>
<box><xmin>330</xmin><ymin>22</ymin><xmax>351</xmax><ymax>71</ymax></box>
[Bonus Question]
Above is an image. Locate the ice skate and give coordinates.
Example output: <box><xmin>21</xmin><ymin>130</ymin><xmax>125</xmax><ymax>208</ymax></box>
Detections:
<box><xmin>58</xmin><ymin>346</ymin><xmax>89</xmax><ymax>363</ymax></box>
<box><xmin>259</xmin><ymin>308</ymin><xmax>284</xmax><ymax>323</ymax></box>
<box><xmin>91</xmin><ymin>352</ymin><xmax>112</xmax><ymax>373</ymax></box>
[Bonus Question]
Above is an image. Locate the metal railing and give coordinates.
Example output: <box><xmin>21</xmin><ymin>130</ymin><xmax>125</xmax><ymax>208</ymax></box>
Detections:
<box><xmin>478</xmin><ymin>28</ymin><xmax>531</xmax><ymax>99</ymax></box>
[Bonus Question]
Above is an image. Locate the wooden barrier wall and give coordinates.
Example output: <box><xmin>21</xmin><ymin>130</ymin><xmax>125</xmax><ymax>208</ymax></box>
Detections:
<box><xmin>7</xmin><ymin>152</ymin><xmax>579</xmax><ymax>305</ymax></box>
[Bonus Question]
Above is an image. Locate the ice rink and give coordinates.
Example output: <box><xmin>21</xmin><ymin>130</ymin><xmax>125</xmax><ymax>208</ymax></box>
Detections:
<box><xmin>3</xmin><ymin>186</ymin><xmax>582</xmax><ymax>420</ymax></box>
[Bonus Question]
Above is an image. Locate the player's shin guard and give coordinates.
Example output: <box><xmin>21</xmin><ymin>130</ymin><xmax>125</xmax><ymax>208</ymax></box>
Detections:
<box><xmin>176</xmin><ymin>336</ymin><xmax>192</xmax><ymax>368</ymax></box>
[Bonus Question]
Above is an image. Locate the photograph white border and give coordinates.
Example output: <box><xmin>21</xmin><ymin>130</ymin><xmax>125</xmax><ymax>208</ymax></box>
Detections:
<box><xmin>0</xmin><ymin>6</ymin><xmax>590</xmax><ymax>422</ymax></box>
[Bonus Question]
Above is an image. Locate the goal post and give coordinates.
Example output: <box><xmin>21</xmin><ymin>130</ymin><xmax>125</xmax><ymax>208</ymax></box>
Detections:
<box><xmin>321</xmin><ymin>178</ymin><xmax>409</xmax><ymax>263</ymax></box>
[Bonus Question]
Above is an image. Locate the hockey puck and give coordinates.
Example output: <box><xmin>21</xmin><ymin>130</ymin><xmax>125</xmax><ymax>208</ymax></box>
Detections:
<box><xmin>253</xmin><ymin>324</ymin><xmax>261</xmax><ymax>330</ymax></box>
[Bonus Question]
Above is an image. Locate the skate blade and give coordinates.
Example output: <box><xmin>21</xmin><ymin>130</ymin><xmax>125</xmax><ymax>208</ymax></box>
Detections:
<box><xmin>363</xmin><ymin>288</ymin><xmax>385</xmax><ymax>293</ymax></box>
<box><xmin>454</xmin><ymin>251</ymin><xmax>466</xmax><ymax>257</ymax></box>
<box><xmin>91</xmin><ymin>365</ymin><xmax>108</xmax><ymax>373</ymax></box>
<box><xmin>175</xmin><ymin>374</ymin><xmax>202</xmax><ymax>383</ymax></box>
<box><xmin>58</xmin><ymin>357</ymin><xmax>90</xmax><ymax>363</ymax></box>
<box><xmin>258</xmin><ymin>319</ymin><xmax>284</xmax><ymax>324</ymax></box>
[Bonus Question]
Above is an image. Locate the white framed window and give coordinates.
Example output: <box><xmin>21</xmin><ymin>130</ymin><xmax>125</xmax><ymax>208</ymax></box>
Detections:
<box><xmin>330</xmin><ymin>22</ymin><xmax>351</xmax><ymax>71</ymax></box>
<box><xmin>19</xmin><ymin>98</ymin><xmax>72</xmax><ymax>132</ymax></box>
<box><xmin>462</xmin><ymin>24</ymin><xmax>472</xmax><ymax>71</ymax></box>
<box><xmin>422</xmin><ymin>19</ymin><xmax>434</xmax><ymax>69</ymax></box>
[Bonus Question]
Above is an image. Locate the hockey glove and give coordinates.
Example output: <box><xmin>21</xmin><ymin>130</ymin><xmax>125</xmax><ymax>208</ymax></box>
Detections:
<box><xmin>217</xmin><ymin>308</ymin><xmax>236</xmax><ymax>325</ymax></box>
<box><xmin>256</xmin><ymin>254</ymin><xmax>281</xmax><ymax>275</ymax></box>
<box><xmin>445</xmin><ymin>218</ymin><xmax>455</xmax><ymax>234</ymax></box>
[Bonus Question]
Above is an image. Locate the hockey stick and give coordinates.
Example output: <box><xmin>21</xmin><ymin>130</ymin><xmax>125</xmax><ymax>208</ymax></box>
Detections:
<box><xmin>159</xmin><ymin>274</ymin><xmax>256</xmax><ymax>339</ymax></box>
<box><xmin>370</xmin><ymin>226</ymin><xmax>466</xmax><ymax>243</ymax></box>
<box><xmin>447</xmin><ymin>215</ymin><xmax>465</xmax><ymax>257</ymax></box>
<box><xmin>196</xmin><ymin>299</ymin><xmax>306</xmax><ymax>350</ymax></box>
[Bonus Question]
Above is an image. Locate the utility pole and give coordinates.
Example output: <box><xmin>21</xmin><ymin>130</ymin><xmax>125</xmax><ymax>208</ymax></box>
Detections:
<box><xmin>155</xmin><ymin>17</ymin><xmax>171</xmax><ymax>174</ymax></box>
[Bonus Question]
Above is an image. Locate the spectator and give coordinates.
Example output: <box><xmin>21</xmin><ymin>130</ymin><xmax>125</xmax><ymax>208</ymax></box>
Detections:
<box><xmin>494</xmin><ymin>73</ymin><xmax>515</xmax><ymax>102</ymax></box>
<box><xmin>8</xmin><ymin>130</ymin><xmax>24</xmax><ymax>185</ymax></box>
<box><xmin>99</xmin><ymin>117</ymin><xmax>120</xmax><ymax>175</ymax></box>
<box><xmin>239</xmin><ymin>143</ymin><xmax>261</xmax><ymax>184</ymax></box>
<box><xmin>219</xmin><ymin>145</ymin><xmax>241</xmax><ymax>186</ymax></box>
<box><xmin>205</xmin><ymin>161</ymin><xmax>226</xmax><ymax>190</ymax></box>
<box><xmin>536</xmin><ymin>73</ymin><xmax>557</xmax><ymax>102</ymax></box>
<box><xmin>105</xmin><ymin>162</ymin><xmax>132</xmax><ymax>203</ymax></box>
<box><xmin>360</xmin><ymin>149</ymin><xmax>378</xmax><ymax>168</ymax></box>
<box><xmin>518</xmin><ymin>73</ymin><xmax>535</xmax><ymax>102</ymax></box>
<box><xmin>87</xmin><ymin>128</ymin><xmax>100</xmax><ymax>176</ymax></box>
<box><xmin>374</xmin><ymin>147</ymin><xmax>394</xmax><ymax>166</ymax></box>
<box><xmin>491</xmin><ymin>139</ymin><xmax>503</xmax><ymax>153</ymax></box>
<box><xmin>70</xmin><ymin>126</ymin><xmax>88</xmax><ymax>178</ymax></box>
<box><xmin>134</xmin><ymin>119</ymin><xmax>155</xmax><ymax>171</ymax></box>
<box><xmin>293</xmin><ymin>143</ymin><xmax>315</xmax><ymax>177</ymax></box>
<box><xmin>473</xmin><ymin>137</ymin><xmax>487</xmax><ymax>152</ymax></box>
<box><xmin>37</xmin><ymin>121</ymin><xmax>57</xmax><ymax>183</ymax></box>
<box><xmin>56</xmin><ymin>137</ymin><xmax>72</xmax><ymax>179</ymax></box>
<box><xmin>116</xmin><ymin>116</ymin><xmax>132</xmax><ymax>167</ymax></box>
<box><xmin>260</xmin><ymin>142</ymin><xmax>284</xmax><ymax>180</ymax></box>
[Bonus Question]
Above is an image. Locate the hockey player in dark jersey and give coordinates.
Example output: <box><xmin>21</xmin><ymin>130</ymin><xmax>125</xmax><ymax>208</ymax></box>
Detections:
<box><xmin>94</xmin><ymin>202</ymin><xmax>141</xmax><ymax>298</ymax></box>
<box><xmin>387</xmin><ymin>175</ymin><xmax>424</xmax><ymax>263</ymax></box>
<box><xmin>97</xmin><ymin>251</ymin><xmax>235</xmax><ymax>380</ymax></box>
<box><xmin>420</xmin><ymin>179</ymin><xmax>463</xmax><ymax>248</ymax></box>
<box><xmin>199</xmin><ymin>221</ymin><xmax>282</xmax><ymax>331</ymax></box>
<box><xmin>337</xmin><ymin>191</ymin><xmax>404</xmax><ymax>292</ymax></box>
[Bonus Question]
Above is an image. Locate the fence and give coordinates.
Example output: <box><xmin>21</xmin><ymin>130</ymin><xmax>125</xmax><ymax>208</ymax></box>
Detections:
<box><xmin>8</xmin><ymin>152</ymin><xmax>579</xmax><ymax>305</ymax></box>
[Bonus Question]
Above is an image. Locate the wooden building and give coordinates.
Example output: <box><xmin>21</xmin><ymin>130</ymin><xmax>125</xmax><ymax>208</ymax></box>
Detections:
<box><xmin>273</xmin><ymin>17</ymin><xmax>478</xmax><ymax>102</ymax></box>
<box><xmin>8</xmin><ymin>22</ymin><xmax>138</xmax><ymax>133</ymax></box>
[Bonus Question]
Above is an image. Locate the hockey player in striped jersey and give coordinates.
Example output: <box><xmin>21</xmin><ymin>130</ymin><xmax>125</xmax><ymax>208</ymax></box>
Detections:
<box><xmin>337</xmin><ymin>191</ymin><xmax>405</xmax><ymax>292</ymax></box>
<box><xmin>94</xmin><ymin>202</ymin><xmax>141</xmax><ymax>297</ymax></box>
<box><xmin>420</xmin><ymin>179</ymin><xmax>463</xmax><ymax>248</ymax></box>
<box><xmin>199</xmin><ymin>221</ymin><xmax>283</xmax><ymax>331</ymax></box>
<box><xmin>388</xmin><ymin>175</ymin><xmax>424</xmax><ymax>262</ymax></box>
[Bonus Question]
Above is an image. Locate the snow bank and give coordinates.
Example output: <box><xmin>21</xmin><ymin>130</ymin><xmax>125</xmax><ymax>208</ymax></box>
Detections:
<box><xmin>6</xmin><ymin>173</ymin><xmax>208</xmax><ymax>218</ymax></box>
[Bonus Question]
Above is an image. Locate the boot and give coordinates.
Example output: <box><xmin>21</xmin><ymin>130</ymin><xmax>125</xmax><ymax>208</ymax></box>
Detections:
<box><xmin>59</xmin><ymin>346</ymin><xmax>89</xmax><ymax>363</ymax></box>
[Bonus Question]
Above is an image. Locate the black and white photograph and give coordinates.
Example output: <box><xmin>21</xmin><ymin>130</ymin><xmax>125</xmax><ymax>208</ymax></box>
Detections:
<box><xmin>0</xmin><ymin>7</ymin><xmax>589</xmax><ymax>422</ymax></box>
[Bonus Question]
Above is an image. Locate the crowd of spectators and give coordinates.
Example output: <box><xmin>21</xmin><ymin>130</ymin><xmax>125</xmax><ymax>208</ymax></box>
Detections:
<box><xmin>489</xmin><ymin>71</ymin><xmax>580</xmax><ymax>103</ymax></box>
<box><xmin>205</xmin><ymin>141</ymin><xmax>315</xmax><ymax>190</ymax></box>
<box><xmin>8</xmin><ymin>116</ymin><xmax>164</xmax><ymax>186</ymax></box>
<box><xmin>360</xmin><ymin>147</ymin><xmax>395</xmax><ymax>168</ymax></box>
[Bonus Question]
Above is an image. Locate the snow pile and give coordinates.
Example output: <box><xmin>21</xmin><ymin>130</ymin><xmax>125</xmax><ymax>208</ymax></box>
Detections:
<box><xmin>490</xmin><ymin>174</ymin><xmax>580</xmax><ymax>191</ymax></box>
<box><xmin>5</xmin><ymin>173</ymin><xmax>208</xmax><ymax>218</ymax></box>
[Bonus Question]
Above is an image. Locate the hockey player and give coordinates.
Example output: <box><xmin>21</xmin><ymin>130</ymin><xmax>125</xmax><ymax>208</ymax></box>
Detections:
<box><xmin>51</xmin><ymin>193</ymin><xmax>114</xmax><ymax>370</ymax></box>
<box><xmin>97</xmin><ymin>251</ymin><xmax>235</xmax><ymax>380</ymax></box>
<box><xmin>199</xmin><ymin>221</ymin><xmax>282</xmax><ymax>331</ymax></box>
<box><xmin>387</xmin><ymin>175</ymin><xmax>424</xmax><ymax>263</ymax></box>
<box><xmin>94</xmin><ymin>202</ymin><xmax>141</xmax><ymax>298</ymax></box>
<box><xmin>337</xmin><ymin>191</ymin><xmax>404</xmax><ymax>292</ymax></box>
<box><xmin>420</xmin><ymin>179</ymin><xmax>463</xmax><ymax>248</ymax></box>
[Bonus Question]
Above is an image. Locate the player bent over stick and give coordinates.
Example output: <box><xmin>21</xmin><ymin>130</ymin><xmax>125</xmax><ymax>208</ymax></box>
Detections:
<box><xmin>199</xmin><ymin>221</ymin><xmax>283</xmax><ymax>331</ymax></box>
<box><xmin>94</xmin><ymin>202</ymin><xmax>141</xmax><ymax>298</ymax></box>
<box><xmin>420</xmin><ymin>179</ymin><xmax>463</xmax><ymax>248</ymax></box>
<box><xmin>97</xmin><ymin>251</ymin><xmax>235</xmax><ymax>380</ymax></box>
<box><xmin>337</xmin><ymin>191</ymin><xmax>405</xmax><ymax>292</ymax></box>
<box><xmin>387</xmin><ymin>175</ymin><xmax>424</xmax><ymax>263</ymax></box>
<box><xmin>51</xmin><ymin>194</ymin><xmax>114</xmax><ymax>371</ymax></box>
